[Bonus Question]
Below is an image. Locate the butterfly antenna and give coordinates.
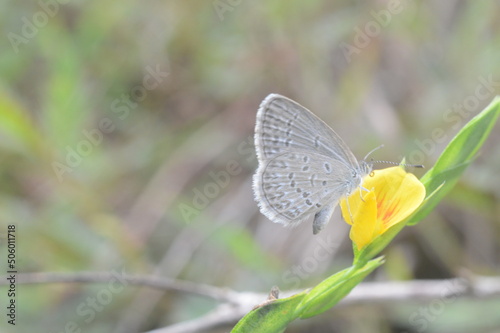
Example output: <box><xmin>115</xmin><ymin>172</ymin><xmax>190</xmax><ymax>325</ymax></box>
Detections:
<box><xmin>364</xmin><ymin>145</ymin><xmax>424</xmax><ymax>168</ymax></box>
<box><xmin>370</xmin><ymin>160</ymin><xmax>425</xmax><ymax>169</ymax></box>
<box><xmin>363</xmin><ymin>144</ymin><xmax>384</xmax><ymax>160</ymax></box>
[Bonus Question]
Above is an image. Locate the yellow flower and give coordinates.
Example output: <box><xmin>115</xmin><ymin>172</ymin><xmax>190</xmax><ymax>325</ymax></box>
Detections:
<box><xmin>340</xmin><ymin>167</ymin><xmax>426</xmax><ymax>251</ymax></box>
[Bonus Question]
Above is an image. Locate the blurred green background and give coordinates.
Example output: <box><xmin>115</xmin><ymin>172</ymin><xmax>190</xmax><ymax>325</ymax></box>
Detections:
<box><xmin>1</xmin><ymin>0</ymin><xmax>499</xmax><ymax>332</ymax></box>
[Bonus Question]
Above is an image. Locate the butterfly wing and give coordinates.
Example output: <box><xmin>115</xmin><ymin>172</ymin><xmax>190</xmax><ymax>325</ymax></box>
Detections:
<box><xmin>254</xmin><ymin>94</ymin><xmax>359</xmax><ymax>167</ymax></box>
<box><xmin>253</xmin><ymin>94</ymin><xmax>361</xmax><ymax>233</ymax></box>
<box><xmin>254</xmin><ymin>150</ymin><xmax>355</xmax><ymax>232</ymax></box>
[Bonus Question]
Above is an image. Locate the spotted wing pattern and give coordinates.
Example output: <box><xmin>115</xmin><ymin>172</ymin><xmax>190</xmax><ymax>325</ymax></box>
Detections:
<box><xmin>253</xmin><ymin>94</ymin><xmax>364</xmax><ymax>234</ymax></box>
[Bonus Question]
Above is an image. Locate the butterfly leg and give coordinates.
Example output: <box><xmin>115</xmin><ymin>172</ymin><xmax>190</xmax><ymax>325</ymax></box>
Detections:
<box><xmin>358</xmin><ymin>185</ymin><xmax>370</xmax><ymax>202</ymax></box>
<box><xmin>345</xmin><ymin>196</ymin><xmax>354</xmax><ymax>223</ymax></box>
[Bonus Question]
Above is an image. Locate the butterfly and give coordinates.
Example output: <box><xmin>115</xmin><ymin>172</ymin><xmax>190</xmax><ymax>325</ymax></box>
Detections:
<box><xmin>253</xmin><ymin>94</ymin><xmax>372</xmax><ymax>234</ymax></box>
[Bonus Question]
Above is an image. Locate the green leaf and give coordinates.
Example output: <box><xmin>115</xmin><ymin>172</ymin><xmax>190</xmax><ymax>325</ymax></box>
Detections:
<box><xmin>231</xmin><ymin>290</ymin><xmax>308</xmax><ymax>333</ymax></box>
<box><xmin>296</xmin><ymin>257</ymin><xmax>384</xmax><ymax>318</ymax></box>
<box><xmin>407</xmin><ymin>96</ymin><xmax>500</xmax><ymax>225</ymax></box>
<box><xmin>407</xmin><ymin>162</ymin><xmax>470</xmax><ymax>224</ymax></box>
<box><xmin>232</xmin><ymin>258</ymin><xmax>385</xmax><ymax>332</ymax></box>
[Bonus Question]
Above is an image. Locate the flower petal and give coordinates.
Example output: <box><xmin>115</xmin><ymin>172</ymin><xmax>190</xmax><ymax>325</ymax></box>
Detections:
<box><xmin>340</xmin><ymin>188</ymin><xmax>369</xmax><ymax>225</ymax></box>
<box><xmin>367</xmin><ymin>167</ymin><xmax>426</xmax><ymax>230</ymax></box>
<box><xmin>341</xmin><ymin>166</ymin><xmax>426</xmax><ymax>251</ymax></box>
<box><xmin>347</xmin><ymin>190</ymin><xmax>378</xmax><ymax>250</ymax></box>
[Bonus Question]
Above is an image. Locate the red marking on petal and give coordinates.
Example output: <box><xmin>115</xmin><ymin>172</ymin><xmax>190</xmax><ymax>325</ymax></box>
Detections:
<box><xmin>379</xmin><ymin>198</ymin><xmax>401</xmax><ymax>226</ymax></box>
<box><xmin>376</xmin><ymin>192</ymin><xmax>387</xmax><ymax>211</ymax></box>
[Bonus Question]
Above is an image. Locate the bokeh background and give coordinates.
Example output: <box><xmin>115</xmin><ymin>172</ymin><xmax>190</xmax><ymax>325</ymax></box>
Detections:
<box><xmin>1</xmin><ymin>0</ymin><xmax>500</xmax><ymax>332</ymax></box>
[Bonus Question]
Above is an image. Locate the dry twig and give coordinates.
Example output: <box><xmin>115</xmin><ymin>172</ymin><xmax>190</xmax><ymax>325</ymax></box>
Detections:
<box><xmin>2</xmin><ymin>271</ymin><xmax>500</xmax><ymax>333</ymax></box>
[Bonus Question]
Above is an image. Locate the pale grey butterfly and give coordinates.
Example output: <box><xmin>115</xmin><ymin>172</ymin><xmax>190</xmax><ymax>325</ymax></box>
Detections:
<box><xmin>253</xmin><ymin>94</ymin><xmax>372</xmax><ymax>235</ymax></box>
